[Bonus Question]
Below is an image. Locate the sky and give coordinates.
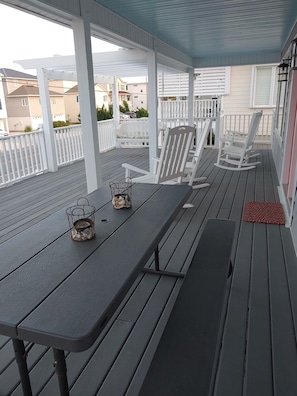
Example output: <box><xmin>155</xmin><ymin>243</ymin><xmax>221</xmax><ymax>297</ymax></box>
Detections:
<box><xmin>0</xmin><ymin>3</ymin><xmax>134</xmax><ymax>76</ymax></box>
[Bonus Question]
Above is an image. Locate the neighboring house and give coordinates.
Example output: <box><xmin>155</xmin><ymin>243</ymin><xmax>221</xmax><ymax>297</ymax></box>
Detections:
<box><xmin>7</xmin><ymin>85</ymin><xmax>65</xmax><ymax>132</ymax></box>
<box><xmin>108</xmin><ymin>78</ymin><xmax>132</xmax><ymax>109</ymax></box>
<box><xmin>126</xmin><ymin>81</ymin><xmax>148</xmax><ymax>110</ymax></box>
<box><xmin>0</xmin><ymin>68</ymin><xmax>65</xmax><ymax>132</ymax></box>
<box><xmin>0</xmin><ymin>72</ymin><xmax>8</xmax><ymax>132</ymax></box>
<box><xmin>64</xmin><ymin>83</ymin><xmax>109</xmax><ymax>123</ymax></box>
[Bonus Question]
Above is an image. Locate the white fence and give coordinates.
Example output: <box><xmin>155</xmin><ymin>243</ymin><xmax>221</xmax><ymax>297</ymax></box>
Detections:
<box><xmin>160</xmin><ymin>98</ymin><xmax>221</xmax><ymax>120</ymax></box>
<box><xmin>0</xmin><ymin>131</ymin><xmax>47</xmax><ymax>187</ymax></box>
<box><xmin>0</xmin><ymin>120</ymin><xmax>116</xmax><ymax>187</ymax></box>
<box><xmin>0</xmin><ymin>108</ymin><xmax>273</xmax><ymax>187</ymax></box>
<box><xmin>223</xmin><ymin>113</ymin><xmax>272</xmax><ymax>143</ymax></box>
<box><xmin>55</xmin><ymin>120</ymin><xmax>115</xmax><ymax>166</ymax></box>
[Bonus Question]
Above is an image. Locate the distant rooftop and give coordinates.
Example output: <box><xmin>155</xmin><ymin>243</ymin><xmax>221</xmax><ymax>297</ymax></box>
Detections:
<box><xmin>0</xmin><ymin>68</ymin><xmax>36</xmax><ymax>79</ymax></box>
<box><xmin>7</xmin><ymin>85</ymin><xmax>62</xmax><ymax>97</ymax></box>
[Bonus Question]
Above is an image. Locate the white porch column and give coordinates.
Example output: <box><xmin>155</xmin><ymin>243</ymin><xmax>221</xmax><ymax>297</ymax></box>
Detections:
<box><xmin>36</xmin><ymin>68</ymin><xmax>57</xmax><ymax>172</ymax></box>
<box><xmin>147</xmin><ymin>47</ymin><xmax>158</xmax><ymax>171</ymax></box>
<box><xmin>188</xmin><ymin>68</ymin><xmax>195</xmax><ymax>127</ymax></box>
<box><xmin>112</xmin><ymin>76</ymin><xmax>120</xmax><ymax>128</ymax></box>
<box><xmin>72</xmin><ymin>11</ymin><xmax>102</xmax><ymax>193</ymax></box>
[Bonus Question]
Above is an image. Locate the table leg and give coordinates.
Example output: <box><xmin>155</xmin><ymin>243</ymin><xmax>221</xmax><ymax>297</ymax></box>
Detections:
<box><xmin>53</xmin><ymin>348</ymin><xmax>69</xmax><ymax>396</ymax></box>
<box><xmin>143</xmin><ymin>246</ymin><xmax>185</xmax><ymax>278</ymax></box>
<box><xmin>12</xmin><ymin>339</ymin><xmax>32</xmax><ymax>396</ymax></box>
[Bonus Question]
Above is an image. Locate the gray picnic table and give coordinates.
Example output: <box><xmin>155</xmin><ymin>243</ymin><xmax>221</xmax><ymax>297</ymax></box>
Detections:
<box><xmin>0</xmin><ymin>183</ymin><xmax>191</xmax><ymax>395</ymax></box>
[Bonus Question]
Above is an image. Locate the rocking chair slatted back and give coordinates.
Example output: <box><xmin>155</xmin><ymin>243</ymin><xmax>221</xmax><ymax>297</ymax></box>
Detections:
<box><xmin>122</xmin><ymin>125</ymin><xmax>194</xmax><ymax>184</ymax></box>
<box><xmin>157</xmin><ymin>126</ymin><xmax>195</xmax><ymax>183</ymax></box>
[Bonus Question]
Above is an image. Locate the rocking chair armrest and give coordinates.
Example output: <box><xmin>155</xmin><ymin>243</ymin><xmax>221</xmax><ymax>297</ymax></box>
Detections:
<box><xmin>225</xmin><ymin>131</ymin><xmax>247</xmax><ymax>143</ymax></box>
<box><xmin>122</xmin><ymin>163</ymin><xmax>151</xmax><ymax>178</ymax></box>
<box><xmin>226</xmin><ymin>130</ymin><xmax>246</xmax><ymax>136</ymax></box>
<box><xmin>220</xmin><ymin>136</ymin><xmax>245</xmax><ymax>146</ymax></box>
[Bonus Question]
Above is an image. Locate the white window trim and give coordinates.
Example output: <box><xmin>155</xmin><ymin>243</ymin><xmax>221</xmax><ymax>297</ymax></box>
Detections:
<box><xmin>250</xmin><ymin>64</ymin><xmax>278</xmax><ymax>108</ymax></box>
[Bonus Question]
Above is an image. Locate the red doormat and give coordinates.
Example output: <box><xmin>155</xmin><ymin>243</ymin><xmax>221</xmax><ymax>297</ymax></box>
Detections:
<box><xmin>243</xmin><ymin>201</ymin><xmax>285</xmax><ymax>225</ymax></box>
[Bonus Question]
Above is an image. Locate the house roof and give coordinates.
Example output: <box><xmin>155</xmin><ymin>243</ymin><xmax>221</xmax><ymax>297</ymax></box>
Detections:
<box><xmin>7</xmin><ymin>85</ymin><xmax>62</xmax><ymax>97</ymax></box>
<box><xmin>65</xmin><ymin>85</ymin><xmax>78</xmax><ymax>94</ymax></box>
<box><xmin>0</xmin><ymin>68</ymin><xmax>37</xmax><ymax>79</ymax></box>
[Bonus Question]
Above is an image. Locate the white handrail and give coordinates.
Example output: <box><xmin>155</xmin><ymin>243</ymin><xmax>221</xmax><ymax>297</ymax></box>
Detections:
<box><xmin>0</xmin><ymin>112</ymin><xmax>272</xmax><ymax>188</ymax></box>
<box><xmin>0</xmin><ymin>131</ymin><xmax>46</xmax><ymax>186</ymax></box>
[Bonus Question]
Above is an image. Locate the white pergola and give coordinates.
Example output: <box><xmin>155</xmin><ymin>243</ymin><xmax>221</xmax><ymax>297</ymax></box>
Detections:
<box><xmin>16</xmin><ymin>47</ymin><xmax>195</xmax><ymax>193</ymax></box>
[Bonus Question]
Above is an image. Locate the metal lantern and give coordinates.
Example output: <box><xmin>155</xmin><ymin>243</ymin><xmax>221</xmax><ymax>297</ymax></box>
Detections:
<box><xmin>66</xmin><ymin>198</ymin><xmax>96</xmax><ymax>241</ymax></box>
<box><xmin>278</xmin><ymin>61</ymin><xmax>289</xmax><ymax>82</ymax></box>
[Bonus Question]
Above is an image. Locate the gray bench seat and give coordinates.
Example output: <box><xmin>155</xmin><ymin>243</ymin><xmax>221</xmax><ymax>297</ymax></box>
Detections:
<box><xmin>139</xmin><ymin>218</ymin><xmax>235</xmax><ymax>395</ymax></box>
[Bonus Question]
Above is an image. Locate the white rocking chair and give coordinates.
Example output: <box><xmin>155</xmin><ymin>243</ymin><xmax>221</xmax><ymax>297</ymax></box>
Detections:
<box><xmin>122</xmin><ymin>125</ymin><xmax>194</xmax><ymax>184</ymax></box>
<box><xmin>214</xmin><ymin>110</ymin><xmax>263</xmax><ymax>171</ymax></box>
<box><xmin>182</xmin><ymin>118</ymin><xmax>212</xmax><ymax>189</ymax></box>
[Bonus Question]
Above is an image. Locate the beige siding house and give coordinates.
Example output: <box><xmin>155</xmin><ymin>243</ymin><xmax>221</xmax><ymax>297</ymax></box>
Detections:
<box><xmin>222</xmin><ymin>64</ymin><xmax>278</xmax><ymax>117</ymax></box>
<box><xmin>6</xmin><ymin>85</ymin><xmax>65</xmax><ymax>131</ymax></box>
<box><xmin>64</xmin><ymin>83</ymin><xmax>110</xmax><ymax>123</ymax></box>
<box><xmin>0</xmin><ymin>69</ymin><xmax>66</xmax><ymax>132</ymax></box>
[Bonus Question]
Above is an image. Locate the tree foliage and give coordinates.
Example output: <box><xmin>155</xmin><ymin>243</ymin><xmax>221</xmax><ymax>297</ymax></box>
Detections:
<box><xmin>135</xmin><ymin>107</ymin><xmax>149</xmax><ymax>118</ymax></box>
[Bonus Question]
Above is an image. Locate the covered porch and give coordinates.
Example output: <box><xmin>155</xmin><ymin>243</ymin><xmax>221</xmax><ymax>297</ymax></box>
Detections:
<box><xmin>1</xmin><ymin>146</ymin><xmax>297</xmax><ymax>395</ymax></box>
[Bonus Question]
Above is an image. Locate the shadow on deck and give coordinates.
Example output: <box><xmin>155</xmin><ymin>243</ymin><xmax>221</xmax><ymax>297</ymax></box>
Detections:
<box><xmin>1</xmin><ymin>147</ymin><xmax>297</xmax><ymax>395</ymax></box>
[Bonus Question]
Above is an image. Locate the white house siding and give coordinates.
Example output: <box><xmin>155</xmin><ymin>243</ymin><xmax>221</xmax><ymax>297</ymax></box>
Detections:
<box><xmin>127</xmin><ymin>82</ymin><xmax>148</xmax><ymax>110</ymax></box>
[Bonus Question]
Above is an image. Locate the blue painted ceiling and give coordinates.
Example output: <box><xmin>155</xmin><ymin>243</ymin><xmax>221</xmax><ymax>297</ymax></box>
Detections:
<box><xmin>94</xmin><ymin>0</ymin><xmax>297</xmax><ymax>62</ymax></box>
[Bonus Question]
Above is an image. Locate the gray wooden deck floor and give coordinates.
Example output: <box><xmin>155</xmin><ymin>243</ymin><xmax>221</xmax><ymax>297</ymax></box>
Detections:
<box><xmin>1</xmin><ymin>147</ymin><xmax>297</xmax><ymax>395</ymax></box>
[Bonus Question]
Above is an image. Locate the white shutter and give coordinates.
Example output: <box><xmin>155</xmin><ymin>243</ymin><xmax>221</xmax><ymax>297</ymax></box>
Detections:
<box><xmin>158</xmin><ymin>67</ymin><xmax>230</xmax><ymax>97</ymax></box>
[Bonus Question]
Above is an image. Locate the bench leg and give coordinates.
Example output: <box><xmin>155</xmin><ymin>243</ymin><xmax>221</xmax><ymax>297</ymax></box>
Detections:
<box><xmin>143</xmin><ymin>246</ymin><xmax>185</xmax><ymax>278</ymax></box>
<box><xmin>53</xmin><ymin>348</ymin><xmax>69</xmax><ymax>396</ymax></box>
<box><xmin>12</xmin><ymin>339</ymin><xmax>32</xmax><ymax>396</ymax></box>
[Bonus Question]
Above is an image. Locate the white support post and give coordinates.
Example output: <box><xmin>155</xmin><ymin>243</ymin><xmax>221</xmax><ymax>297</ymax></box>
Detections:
<box><xmin>188</xmin><ymin>68</ymin><xmax>195</xmax><ymax>127</ymax></box>
<box><xmin>72</xmin><ymin>12</ymin><xmax>102</xmax><ymax>193</ymax></box>
<box><xmin>147</xmin><ymin>46</ymin><xmax>158</xmax><ymax>171</ymax></box>
<box><xmin>36</xmin><ymin>68</ymin><xmax>57</xmax><ymax>172</ymax></box>
<box><xmin>113</xmin><ymin>76</ymin><xmax>120</xmax><ymax>130</ymax></box>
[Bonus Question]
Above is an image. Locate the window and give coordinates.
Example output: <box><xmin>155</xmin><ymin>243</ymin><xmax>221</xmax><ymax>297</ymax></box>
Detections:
<box><xmin>52</xmin><ymin>98</ymin><xmax>57</xmax><ymax>105</ymax></box>
<box><xmin>76</xmin><ymin>95</ymin><xmax>79</xmax><ymax>103</ymax></box>
<box><xmin>0</xmin><ymin>99</ymin><xmax>2</xmax><ymax>110</ymax></box>
<box><xmin>21</xmin><ymin>98</ymin><xmax>28</xmax><ymax>106</ymax></box>
<box><xmin>252</xmin><ymin>65</ymin><xmax>279</xmax><ymax>107</ymax></box>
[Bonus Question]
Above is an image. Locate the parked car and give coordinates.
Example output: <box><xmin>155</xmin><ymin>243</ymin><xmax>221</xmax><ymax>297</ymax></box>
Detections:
<box><xmin>120</xmin><ymin>112</ymin><xmax>130</xmax><ymax>120</ymax></box>
<box><xmin>0</xmin><ymin>128</ymin><xmax>9</xmax><ymax>136</ymax></box>
<box><xmin>125</xmin><ymin>112</ymin><xmax>137</xmax><ymax>118</ymax></box>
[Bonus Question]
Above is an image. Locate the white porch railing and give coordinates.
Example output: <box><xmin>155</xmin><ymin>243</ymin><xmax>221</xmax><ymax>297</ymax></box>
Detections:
<box><xmin>0</xmin><ymin>108</ymin><xmax>273</xmax><ymax>188</ymax></box>
<box><xmin>54</xmin><ymin>120</ymin><xmax>115</xmax><ymax>166</ymax></box>
<box><xmin>55</xmin><ymin>125</ymin><xmax>84</xmax><ymax>166</ymax></box>
<box><xmin>160</xmin><ymin>98</ymin><xmax>221</xmax><ymax>120</ymax></box>
<box><xmin>0</xmin><ymin>131</ymin><xmax>47</xmax><ymax>187</ymax></box>
<box><xmin>223</xmin><ymin>113</ymin><xmax>272</xmax><ymax>143</ymax></box>
<box><xmin>0</xmin><ymin>120</ymin><xmax>116</xmax><ymax>188</ymax></box>
<box><xmin>160</xmin><ymin>100</ymin><xmax>273</xmax><ymax>144</ymax></box>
